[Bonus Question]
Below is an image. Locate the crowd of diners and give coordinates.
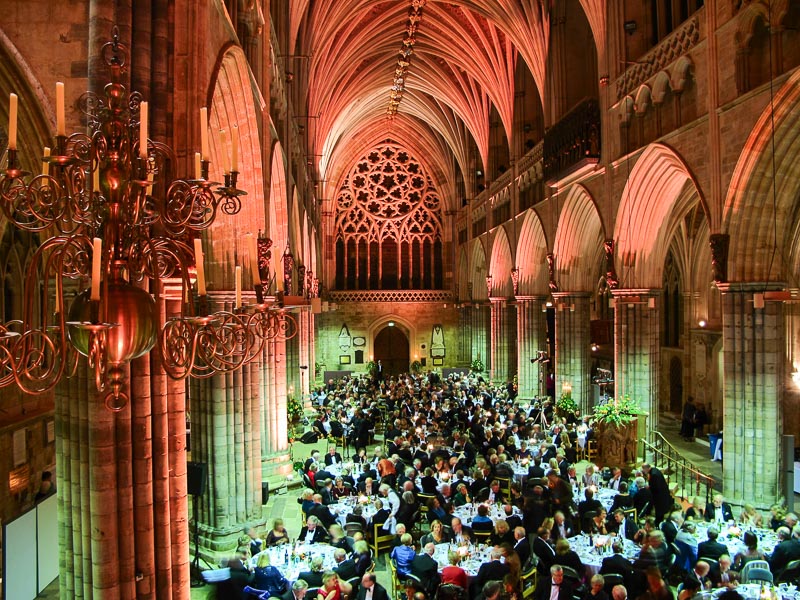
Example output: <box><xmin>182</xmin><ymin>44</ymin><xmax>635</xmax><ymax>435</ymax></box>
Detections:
<box><xmin>221</xmin><ymin>372</ymin><xmax>798</xmax><ymax>600</ymax></box>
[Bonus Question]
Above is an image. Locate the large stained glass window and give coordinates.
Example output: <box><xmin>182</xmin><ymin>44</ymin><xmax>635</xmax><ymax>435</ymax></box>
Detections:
<box><xmin>334</xmin><ymin>142</ymin><xmax>443</xmax><ymax>290</ymax></box>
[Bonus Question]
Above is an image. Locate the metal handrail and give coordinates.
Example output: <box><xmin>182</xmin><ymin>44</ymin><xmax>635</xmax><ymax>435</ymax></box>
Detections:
<box><xmin>639</xmin><ymin>431</ymin><xmax>718</xmax><ymax>504</ymax></box>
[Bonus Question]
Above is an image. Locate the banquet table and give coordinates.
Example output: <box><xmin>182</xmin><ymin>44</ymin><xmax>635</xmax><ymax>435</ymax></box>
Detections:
<box><xmin>329</xmin><ymin>496</ymin><xmax>379</xmax><ymax>527</ymax></box>
<box><xmin>432</xmin><ymin>542</ymin><xmax>494</xmax><ymax>577</ymax></box>
<box><xmin>452</xmin><ymin>503</ymin><xmax>522</xmax><ymax>527</ymax></box>
<box><xmin>692</xmin><ymin>522</ymin><xmax>779</xmax><ymax>557</ymax></box>
<box><xmin>712</xmin><ymin>583</ymin><xmax>798</xmax><ymax>600</ymax></box>
<box><xmin>567</xmin><ymin>534</ymin><xmax>640</xmax><ymax>575</ymax></box>
<box><xmin>254</xmin><ymin>543</ymin><xmax>339</xmax><ymax>582</ymax></box>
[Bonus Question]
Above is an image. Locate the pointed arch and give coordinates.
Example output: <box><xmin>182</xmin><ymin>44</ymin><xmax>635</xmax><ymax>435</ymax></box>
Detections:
<box><xmin>614</xmin><ymin>143</ymin><xmax>708</xmax><ymax>289</ymax></box>
<box><xmin>269</xmin><ymin>141</ymin><xmax>289</xmax><ymax>255</ymax></box>
<box><xmin>516</xmin><ymin>209</ymin><xmax>549</xmax><ymax>295</ymax></box>
<box><xmin>723</xmin><ymin>68</ymin><xmax>800</xmax><ymax>282</ymax></box>
<box><xmin>470</xmin><ymin>239</ymin><xmax>489</xmax><ymax>301</ymax></box>
<box><xmin>457</xmin><ymin>248</ymin><xmax>470</xmax><ymax>301</ymax></box>
<box><xmin>488</xmin><ymin>228</ymin><xmax>514</xmax><ymax>297</ymax></box>
<box><xmin>553</xmin><ymin>184</ymin><xmax>605</xmax><ymax>292</ymax></box>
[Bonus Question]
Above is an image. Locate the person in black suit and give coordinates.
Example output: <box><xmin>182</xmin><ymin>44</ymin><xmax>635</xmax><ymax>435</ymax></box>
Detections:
<box><xmin>642</xmin><ymin>464</ymin><xmax>671</xmax><ymax>524</ymax></box>
<box><xmin>451</xmin><ymin>517</ymin><xmax>473</xmax><ymax>544</ymax></box>
<box><xmin>600</xmin><ymin>541</ymin><xmax>634</xmax><ymax>586</ymax></box>
<box><xmin>282</xmin><ymin>580</ymin><xmax>310</xmax><ymax>600</ymax></box>
<box><xmin>475</xmin><ymin>580</ymin><xmax>505</xmax><ymax>600</ymax></box>
<box><xmin>697</xmin><ymin>526</ymin><xmax>729</xmax><ymax>563</ymax></box>
<box><xmin>551</xmin><ymin>511</ymin><xmax>575</xmax><ymax>541</ymax></box>
<box><xmin>333</xmin><ymin>548</ymin><xmax>358</xmax><ymax>581</ymax></box>
<box><xmin>411</xmin><ymin>543</ymin><xmax>441</xmax><ymax>596</ymax></box>
<box><xmin>304</xmin><ymin>451</ymin><xmax>321</xmax><ymax>474</ymax></box>
<box><xmin>611</xmin><ymin>509</ymin><xmax>637</xmax><ymax>541</ymax></box>
<box><xmin>298</xmin><ymin>516</ymin><xmax>328</xmax><ymax>544</ymax></box>
<box><xmin>513</xmin><ymin>526</ymin><xmax>532</xmax><ymax>568</ymax></box>
<box><xmin>610</xmin><ymin>482</ymin><xmax>634</xmax><ymax>513</ymax></box>
<box><xmin>371</xmin><ymin>499</ymin><xmax>391</xmax><ymax>529</ymax></box>
<box><xmin>471</xmin><ymin>547</ymin><xmax>511</xmax><ymax>596</ymax></box>
<box><xmin>703</xmin><ymin>495</ymin><xmax>734</xmax><ymax>523</ymax></box>
<box><xmin>307</xmin><ymin>495</ymin><xmax>338</xmax><ymax>529</ymax></box>
<box><xmin>356</xmin><ymin>574</ymin><xmax>389</xmax><ymax>600</ymax></box>
<box><xmin>320</xmin><ymin>480</ymin><xmax>336</xmax><ymax>506</ymax></box>
<box><xmin>357</xmin><ymin>477</ymin><xmax>378</xmax><ymax>496</ymax></box>
<box><xmin>325</xmin><ymin>447</ymin><xmax>343</xmax><ymax>466</ymax></box>
<box><xmin>297</xmin><ymin>556</ymin><xmax>326</xmax><ymax>587</ymax></box>
<box><xmin>633</xmin><ymin>479</ymin><xmax>653</xmax><ymax>518</ymax></box>
<box><xmin>534</xmin><ymin>527</ymin><xmax>557</xmax><ymax>574</ymax></box>
<box><xmin>534</xmin><ymin>565</ymin><xmax>575</xmax><ymax>600</ymax></box>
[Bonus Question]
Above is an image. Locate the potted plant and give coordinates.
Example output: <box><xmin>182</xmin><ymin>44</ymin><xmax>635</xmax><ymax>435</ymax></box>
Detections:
<box><xmin>409</xmin><ymin>359</ymin><xmax>422</xmax><ymax>374</ymax></box>
<box><xmin>592</xmin><ymin>395</ymin><xmax>642</xmax><ymax>467</ymax></box>
<box><xmin>556</xmin><ymin>390</ymin><xmax>578</xmax><ymax>417</ymax></box>
<box><xmin>287</xmin><ymin>396</ymin><xmax>304</xmax><ymax>424</ymax></box>
<box><xmin>470</xmin><ymin>357</ymin><xmax>485</xmax><ymax>373</ymax></box>
<box><xmin>365</xmin><ymin>360</ymin><xmax>377</xmax><ymax>376</ymax></box>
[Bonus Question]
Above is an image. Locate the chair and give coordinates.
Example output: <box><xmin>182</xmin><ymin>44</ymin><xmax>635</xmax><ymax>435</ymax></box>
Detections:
<box><xmin>581</xmin><ymin>511</ymin><xmax>598</xmax><ymax>534</ymax></box>
<box><xmin>347</xmin><ymin>576</ymin><xmax>361</xmax><ymax>598</ymax></box>
<box><xmin>740</xmin><ymin>560</ymin><xmax>770</xmax><ymax>584</ymax></box>
<box><xmin>244</xmin><ymin>586</ymin><xmax>272</xmax><ymax>599</ymax></box>
<box><xmin>587</xmin><ymin>440</ymin><xmax>599</xmax><ymax>462</ymax></box>
<box><xmin>746</xmin><ymin>568</ymin><xmax>774</xmax><ymax>584</ymax></box>
<box><xmin>496</xmin><ymin>476</ymin><xmax>512</xmax><ymax>498</ymax></box>
<box><xmin>622</xmin><ymin>507</ymin><xmax>637</xmax><ymax>525</ymax></box>
<box><xmin>560</xmin><ymin>565</ymin><xmax>582</xmax><ymax>584</ymax></box>
<box><xmin>520</xmin><ymin>566</ymin><xmax>538</xmax><ymax>600</ymax></box>
<box><xmin>372</xmin><ymin>522</ymin><xmax>394</xmax><ymax>558</ymax></box>
<box><xmin>473</xmin><ymin>530</ymin><xmax>492</xmax><ymax>544</ymax></box>
<box><xmin>345</xmin><ymin>522</ymin><xmax>364</xmax><ymax>537</ymax></box>
<box><xmin>777</xmin><ymin>559</ymin><xmax>800</xmax><ymax>584</ymax></box>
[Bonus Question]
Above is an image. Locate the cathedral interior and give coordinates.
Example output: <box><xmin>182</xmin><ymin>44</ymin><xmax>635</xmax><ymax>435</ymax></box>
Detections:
<box><xmin>1</xmin><ymin>0</ymin><xmax>800</xmax><ymax>597</ymax></box>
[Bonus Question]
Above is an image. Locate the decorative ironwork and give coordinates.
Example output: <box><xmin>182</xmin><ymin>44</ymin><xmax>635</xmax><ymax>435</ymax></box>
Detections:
<box><xmin>329</xmin><ymin>290</ymin><xmax>452</xmax><ymax>303</ymax></box>
<box><xmin>283</xmin><ymin>247</ymin><xmax>294</xmax><ymax>294</ymax></box>
<box><xmin>709</xmin><ymin>233</ymin><xmax>730</xmax><ymax>284</ymax></box>
<box><xmin>387</xmin><ymin>0</ymin><xmax>426</xmax><ymax>116</ymax></box>
<box><xmin>543</xmin><ymin>98</ymin><xmax>601</xmax><ymax>184</ymax></box>
<box><xmin>604</xmin><ymin>239</ymin><xmax>620</xmax><ymax>289</ymax></box>
<box><xmin>256</xmin><ymin>233</ymin><xmax>273</xmax><ymax>284</ymax></box>
<box><xmin>297</xmin><ymin>265</ymin><xmax>306</xmax><ymax>297</ymax></box>
<box><xmin>0</xmin><ymin>28</ymin><xmax>292</xmax><ymax>410</ymax></box>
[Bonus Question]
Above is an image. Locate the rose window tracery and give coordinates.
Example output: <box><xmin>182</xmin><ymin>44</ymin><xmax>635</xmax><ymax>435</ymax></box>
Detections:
<box><xmin>335</xmin><ymin>142</ymin><xmax>443</xmax><ymax>290</ymax></box>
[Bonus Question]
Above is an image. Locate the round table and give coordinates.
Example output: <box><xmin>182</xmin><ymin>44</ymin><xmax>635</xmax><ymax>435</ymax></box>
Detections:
<box><xmin>692</xmin><ymin>522</ymin><xmax>779</xmax><ymax>557</ymax></box>
<box><xmin>567</xmin><ymin>534</ymin><xmax>640</xmax><ymax>575</ymax></box>
<box><xmin>452</xmin><ymin>503</ymin><xmax>522</xmax><ymax>527</ymax></box>
<box><xmin>432</xmin><ymin>542</ymin><xmax>494</xmax><ymax>576</ymax></box>
<box><xmin>254</xmin><ymin>543</ymin><xmax>338</xmax><ymax>582</ymax></box>
<box><xmin>329</xmin><ymin>497</ymin><xmax>378</xmax><ymax>528</ymax></box>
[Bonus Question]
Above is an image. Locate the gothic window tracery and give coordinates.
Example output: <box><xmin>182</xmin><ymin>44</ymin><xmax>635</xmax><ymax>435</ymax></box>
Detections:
<box><xmin>334</xmin><ymin>142</ymin><xmax>444</xmax><ymax>290</ymax></box>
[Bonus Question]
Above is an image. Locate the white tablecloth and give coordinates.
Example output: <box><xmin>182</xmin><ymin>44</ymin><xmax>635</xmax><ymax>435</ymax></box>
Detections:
<box><xmin>568</xmin><ymin>534</ymin><xmax>640</xmax><ymax>575</ymax></box>
<box><xmin>452</xmin><ymin>503</ymin><xmax>521</xmax><ymax>527</ymax></box>
<box><xmin>254</xmin><ymin>543</ymin><xmax>338</xmax><ymax>582</ymax></box>
<box><xmin>432</xmin><ymin>543</ymin><xmax>493</xmax><ymax>576</ymax></box>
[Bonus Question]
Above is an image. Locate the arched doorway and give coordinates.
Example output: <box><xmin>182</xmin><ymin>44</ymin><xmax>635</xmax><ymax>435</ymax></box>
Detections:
<box><xmin>373</xmin><ymin>325</ymin><xmax>410</xmax><ymax>377</ymax></box>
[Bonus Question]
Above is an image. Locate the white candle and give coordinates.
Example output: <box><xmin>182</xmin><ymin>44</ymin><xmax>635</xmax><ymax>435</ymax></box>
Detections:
<box><xmin>146</xmin><ymin>171</ymin><xmax>154</xmax><ymax>195</ymax></box>
<box><xmin>194</xmin><ymin>152</ymin><xmax>202</xmax><ymax>180</ymax></box>
<box><xmin>139</xmin><ymin>101</ymin><xmax>148</xmax><ymax>158</ymax></box>
<box><xmin>90</xmin><ymin>237</ymin><xmax>102</xmax><ymax>301</ymax></box>
<box><xmin>42</xmin><ymin>147</ymin><xmax>50</xmax><ymax>176</ymax></box>
<box><xmin>93</xmin><ymin>167</ymin><xmax>100</xmax><ymax>191</ymax></box>
<box><xmin>219</xmin><ymin>129</ymin><xmax>229</xmax><ymax>174</ymax></box>
<box><xmin>194</xmin><ymin>238</ymin><xmax>206</xmax><ymax>296</ymax></box>
<box><xmin>200</xmin><ymin>107</ymin><xmax>209</xmax><ymax>160</ymax></box>
<box><xmin>56</xmin><ymin>82</ymin><xmax>65</xmax><ymax>136</ymax></box>
<box><xmin>8</xmin><ymin>93</ymin><xmax>18</xmax><ymax>150</ymax></box>
<box><xmin>231</xmin><ymin>125</ymin><xmax>239</xmax><ymax>172</ymax></box>
<box><xmin>246</xmin><ymin>233</ymin><xmax>260</xmax><ymax>286</ymax></box>
<box><xmin>235</xmin><ymin>265</ymin><xmax>242</xmax><ymax>308</ymax></box>
<box><xmin>276</xmin><ymin>266</ymin><xmax>285</xmax><ymax>292</ymax></box>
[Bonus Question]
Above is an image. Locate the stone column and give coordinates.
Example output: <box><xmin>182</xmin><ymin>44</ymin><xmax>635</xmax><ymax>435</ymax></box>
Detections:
<box><xmin>612</xmin><ymin>289</ymin><xmax>661</xmax><ymax>432</ymax></box>
<box><xmin>262</xmin><ymin>337</ymin><xmax>292</xmax><ymax>479</ymax></box>
<box><xmin>490</xmin><ymin>297</ymin><xmax>517</xmax><ymax>384</ymax></box>
<box><xmin>553</xmin><ymin>292</ymin><xmax>592</xmax><ymax>413</ymax></box>
<box><xmin>516</xmin><ymin>296</ymin><xmax>549</xmax><ymax>400</ymax></box>
<box><xmin>718</xmin><ymin>283</ymin><xmax>784</xmax><ymax>506</ymax></box>
<box><xmin>470</xmin><ymin>304</ymin><xmax>491</xmax><ymax>372</ymax></box>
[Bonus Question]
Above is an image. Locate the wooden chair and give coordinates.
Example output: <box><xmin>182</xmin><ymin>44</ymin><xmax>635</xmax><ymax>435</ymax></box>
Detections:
<box><xmin>496</xmin><ymin>476</ymin><xmax>512</xmax><ymax>499</ymax></box>
<box><xmin>472</xmin><ymin>530</ymin><xmax>492</xmax><ymax>545</ymax></box>
<box><xmin>520</xmin><ymin>566</ymin><xmax>538</xmax><ymax>600</ymax></box>
<box><xmin>622</xmin><ymin>507</ymin><xmax>637</xmax><ymax>525</ymax></box>
<box><xmin>372</xmin><ymin>522</ymin><xmax>394</xmax><ymax>558</ymax></box>
<box><xmin>587</xmin><ymin>440</ymin><xmax>599</xmax><ymax>462</ymax></box>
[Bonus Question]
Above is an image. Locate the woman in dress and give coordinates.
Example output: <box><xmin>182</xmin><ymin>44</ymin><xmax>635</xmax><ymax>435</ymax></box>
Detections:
<box><xmin>421</xmin><ymin>519</ymin><xmax>448</xmax><ymax>546</ymax></box>
<box><xmin>265</xmin><ymin>518</ymin><xmax>290</xmax><ymax>546</ymax></box>
<box><xmin>739</xmin><ymin>504</ymin><xmax>763</xmax><ymax>528</ymax></box>
<box><xmin>332</xmin><ymin>477</ymin><xmax>351</xmax><ymax>500</ymax></box>
<box><xmin>591</xmin><ymin>509</ymin><xmax>609</xmax><ymax>535</ymax></box>
<box><xmin>316</xmin><ymin>571</ymin><xmax>352</xmax><ymax>600</ymax></box>
<box><xmin>554</xmin><ymin>538</ymin><xmax>585</xmax><ymax>577</ymax></box>
<box><xmin>253</xmin><ymin>553</ymin><xmax>288</xmax><ymax>596</ymax></box>
<box><xmin>732</xmin><ymin>531</ymin><xmax>766</xmax><ymax>571</ymax></box>
<box><xmin>684</xmin><ymin>497</ymin><xmax>705</xmax><ymax>521</ymax></box>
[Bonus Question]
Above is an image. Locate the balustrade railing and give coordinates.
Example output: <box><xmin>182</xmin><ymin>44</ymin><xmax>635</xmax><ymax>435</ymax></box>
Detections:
<box><xmin>543</xmin><ymin>97</ymin><xmax>601</xmax><ymax>183</ymax></box>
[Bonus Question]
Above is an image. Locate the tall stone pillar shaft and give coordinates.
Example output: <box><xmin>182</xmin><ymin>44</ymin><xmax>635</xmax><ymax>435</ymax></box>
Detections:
<box><xmin>612</xmin><ymin>289</ymin><xmax>660</xmax><ymax>432</ymax></box>
<box><xmin>470</xmin><ymin>304</ymin><xmax>491</xmax><ymax>371</ymax></box>
<box><xmin>516</xmin><ymin>296</ymin><xmax>549</xmax><ymax>399</ymax></box>
<box><xmin>262</xmin><ymin>338</ymin><xmax>291</xmax><ymax>479</ymax></box>
<box><xmin>554</xmin><ymin>292</ymin><xmax>592</xmax><ymax>413</ymax></box>
<box><xmin>718</xmin><ymin>283</ymin><xmax>784</xmax><ymax>506</ymax></box>
<box><xmin>490</xmin><ymin>298</ymin><xmax>517</xmax><ymax>383</ymax></box>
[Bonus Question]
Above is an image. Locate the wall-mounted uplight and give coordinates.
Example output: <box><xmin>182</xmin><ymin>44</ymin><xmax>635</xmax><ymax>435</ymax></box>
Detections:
<box><xmin>591</xmin><ymin>343</ymin><xmax>599</xmax><ymax>352</ymax></box>
<box><xmin>698</xmin><ymin>319</ymin><xmax>707</xmax><ymax>328</ymax></box>
<box><xmin>388</xmin><ymin>321</ymin><xmax>395</xmax><ymax>327</ymax></box>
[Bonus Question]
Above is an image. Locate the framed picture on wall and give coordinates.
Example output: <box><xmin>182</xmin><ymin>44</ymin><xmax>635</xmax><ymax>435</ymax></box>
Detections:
<box><xmin>339</xmin><ymin>355</ymin><xmax>351</xmax><ymax>365</ymax></box>
<box><xmin>432</xmin><ymin>358</ymin><xmax>444</xmax><ymax>366</ymax></box>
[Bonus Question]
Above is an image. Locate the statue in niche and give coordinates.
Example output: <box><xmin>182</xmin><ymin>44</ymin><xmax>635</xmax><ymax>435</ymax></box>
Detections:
<box><xmin>604</xmin><ymin>239</ymin><xmax>620</xmax><ymax>289</ymax></box>
<box><xmin>283</xmin><ymin>250</ymin><xmax>294</xmax><ymax>294</ymax></box>
<box><xmin>256</xmin><ymin>233</ymin><xmax>272</xmax><ymax>284</ymax></box>
<box><xmin>547</xmin><ymin>253</ymin><xmax>559</xmax><ymax>293</ymax></box>
<box><xmin>430</xmin><ymin>324</ymin><xmax>445</xmax><ymax>358</ymax></box>
<box><xmin>709</xmin><ymin>233</ymin><xmax>729</xmax><ymax>283</ymax></box>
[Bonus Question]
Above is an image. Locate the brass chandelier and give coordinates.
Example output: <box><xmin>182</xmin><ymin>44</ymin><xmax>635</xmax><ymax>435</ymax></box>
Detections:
<box><xmin>0</xmin><ymin>29</ymin><xmax>296</xmax><ymax>411</ymax></box>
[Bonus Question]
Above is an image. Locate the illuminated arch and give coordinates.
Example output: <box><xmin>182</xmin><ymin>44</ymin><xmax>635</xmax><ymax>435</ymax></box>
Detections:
<box><xmin>457</xmin><ymin>248</ymin><xmax>470</xmax><ymax>301</ymax></box>
<box><xmin>516</xmin><ymin>209</ymin><xmax>549</xmax><ymax>295</ymax></box>
<box><xmin>615</xmin><ymin>143</ymin><xmax>708</xmax><ymax>289</ymax></box>
<box><xmin>269</xmin><ymin>141</ymin><xmax>289</xmax><ymax>254</ymax></box>
<box><xmin>553</xmin><ymin>184</ymin><xmax>605</xmax><ymax>292</ymax></box>
<box><xmin>723</xmin><ymin>68</ymin><xmax>800</xmax><ymax>282</ymax></box>
<box><xmin>488</xmin><ymin>227</ymin><xmax>514</xmax><ymax>297</ymax></box>
<box><xmin>470</xmin><ymin>239</ymin><xmax>489</xmax><ymax>301</ymax></box>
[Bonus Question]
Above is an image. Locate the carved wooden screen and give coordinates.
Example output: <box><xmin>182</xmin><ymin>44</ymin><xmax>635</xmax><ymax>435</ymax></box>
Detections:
<box><xmin>334</xmin><ymin>142</ymin><xmax>443</xmax><ymax>290</ymax></box>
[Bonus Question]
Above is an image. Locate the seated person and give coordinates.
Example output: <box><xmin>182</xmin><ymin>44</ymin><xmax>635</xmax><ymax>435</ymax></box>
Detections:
<box><xmin>471</xmin><ymin>504</ymin><xmax>494</xmax><ymax>532</ymax></box>
<box><xmin>421</xmin><ymin>519</ymin><xmax>450</xmax><ymax>546</ymax></box>
<box><xmin>298</xmin><ymin>556</ymin><xmax>326</xmax><ymax>588</ymax></box>
<box><xmin>265</xmin><ymin>518</ymin><xmax>290</xmax><ymax>546</ymax></box>
<box><xmin>345</xmin><ymin>505</ymin><xmax>368</xmax><ymax>532</ymax></box>
<box><xmin>299</xmin><ymin>516</ymin><xmax>327</xmax><ymax>545</ymax></box>
<box><xmin>254</xmin><ymin>553</ymin><xmax>288</xmax><ymax>596</ymax></box>
<box><xmin>553</xmin><ymin>538</ymin><xmax>584</xmax><ymax>576</ymax></box>
<box><xmin>583</xmin><ymin>574</ymin><xmax>609</xmax><ymax>600</ymax></box>
<box><xmin>440</xmin><ymin>550</ymin><xmax>468</xmax><ymax>590</ymax></box>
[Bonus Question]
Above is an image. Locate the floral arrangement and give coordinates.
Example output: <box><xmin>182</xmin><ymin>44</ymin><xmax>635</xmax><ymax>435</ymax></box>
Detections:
<box><xmin>409</xmin><ymin>360</ymin><xmax>422</xmax><ymax>374</ymax></box>
<box><xmin>556</xmin><ymin>391</ymin><xmax>578</xmax><ymax>414</ymax></box>
<box><xmin>592</xmin><ymin>395</ymin><xmax>641</xmax><ymax>426</ymax></box>
<box><xmin>287</xmin><ymin>396</ymin><xmax>304</xmax><ymax>422</ymax></box>
<box><xmin>470</xmin><ymin>357</ymin><xmax>485</xmax><ymax>372</ymax></box>
<box><xmin>365</xmin><ymin>360</ymin><xmax>377</xmax><ymax>375</ymax></box>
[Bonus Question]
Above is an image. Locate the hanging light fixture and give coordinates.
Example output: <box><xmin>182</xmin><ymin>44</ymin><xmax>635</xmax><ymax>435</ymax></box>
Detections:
<box><xmin>0</xmin><ymin>28</ymin><xmax>295</xmax><ymax>411</ymax></box>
